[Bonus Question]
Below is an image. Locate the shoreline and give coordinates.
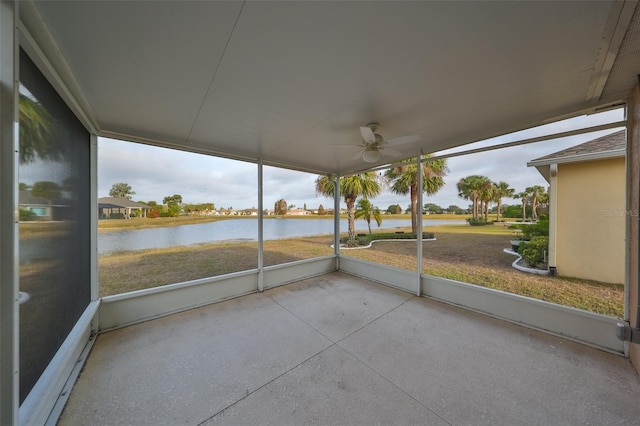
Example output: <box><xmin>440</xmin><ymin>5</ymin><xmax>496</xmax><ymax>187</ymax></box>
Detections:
<box><xmin>96</xmin><ymin>213</ymin><xmax>470</xmax><ymax>233</ymax></box>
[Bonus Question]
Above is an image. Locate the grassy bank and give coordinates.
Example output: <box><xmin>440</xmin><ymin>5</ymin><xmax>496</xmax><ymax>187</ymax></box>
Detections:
<box><xmin>99</xmin><ymin>237</ymin><xmax>334</xmax><ymax>296</ymax></box>
<box><xmin>343</xmin><ymin>228</ymin><xmax>623</xmax><ymax>317</ymax></box>
<box><xmin>97</xmin><ymin>224</ymin><xmax>623</xmax><ymax>318</ymax></box>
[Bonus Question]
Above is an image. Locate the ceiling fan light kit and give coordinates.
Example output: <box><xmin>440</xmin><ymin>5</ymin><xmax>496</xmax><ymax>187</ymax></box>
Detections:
<box><xmin>362</xmin><ymin>149</ymin><xmax>381</xmax><ymax>163</ymax></box>
<box><xmin>330</xmin><ymin>122</ymin><xmax>421</xmax><ymax>164</ymax></box>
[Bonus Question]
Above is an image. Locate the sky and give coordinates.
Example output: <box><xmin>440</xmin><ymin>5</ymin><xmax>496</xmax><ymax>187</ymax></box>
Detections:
<box><xmin>94</xmin><ymin>108</ymin><xmax>625</xmax><ymax>211</ymax></box>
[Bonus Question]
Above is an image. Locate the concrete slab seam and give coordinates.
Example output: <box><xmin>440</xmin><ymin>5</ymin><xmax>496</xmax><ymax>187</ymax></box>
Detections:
<box><xmin>335</xmin><ymin>341</ymin><xmax>453</xmax><ymax>426</ymax></box>
<box><xmin>196</xmin><ymin>343</ymin><xmax>338</xmax><ymax>426</ymax></box>
<box><xmin>333</xmin><ymin>295</ymin><xmax>418</xmax><ymax>346</ymax></box>
<box><xmin>265</xmin><ymin>293</ymin><xmax>338</xmax><ymax>343</ymax></box>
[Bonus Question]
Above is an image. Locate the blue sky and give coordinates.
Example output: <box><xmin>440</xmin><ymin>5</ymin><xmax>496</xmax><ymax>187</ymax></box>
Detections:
<box><xmin>96</xmin><ymin>108</ymin><xmax>624</xmax><ymax>211</ymax></box>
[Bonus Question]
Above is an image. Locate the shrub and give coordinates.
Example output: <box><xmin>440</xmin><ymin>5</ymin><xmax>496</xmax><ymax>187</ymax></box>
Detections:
<box><xmin>340</xmin><ymin>232</ymin><xmax>435</xmax><ymax>246</ymax></box>
<box><xmin>519</xmin><ymin>219</ymin><xmax>549</xmax><ymax>240</ymax></box>
<box><xmin>518</xmin><ymin>236</ymin><xmax>548</xmax><ymax>268</ymax></box>
<box><xmin>466</xmin><ymin>218</ymin><xmax>489</xmax><ymax>226</ymax></box>
<box><xmin>19</xmin><ymin>208</ymin><xmax>37</xmax><ymax>221</ymax></box>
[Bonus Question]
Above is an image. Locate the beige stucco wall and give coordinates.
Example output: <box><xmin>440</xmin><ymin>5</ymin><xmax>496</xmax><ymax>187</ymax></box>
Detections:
<box><xmin>555</xmin><ymin>157</ymin><xmax>626</xmax><ymax>284</ymax></box>
<box><xmin>628</xmin><ymin>83</ymin><xmax>640</xmax><ymax>371</ymax></box>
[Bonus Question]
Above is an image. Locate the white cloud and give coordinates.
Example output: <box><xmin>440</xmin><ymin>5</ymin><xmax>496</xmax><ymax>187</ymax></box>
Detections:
<box><xmin>99</xmin><ymin>139</ymin><xmax>257</xmax><ymax>207</ymax></box>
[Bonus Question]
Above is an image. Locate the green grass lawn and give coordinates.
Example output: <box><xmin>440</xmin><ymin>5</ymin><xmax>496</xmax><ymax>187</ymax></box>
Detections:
<box><xmin>96</xmin><ymin>223</ymin><xmax>623</xmax><ymax>318</ymax></box>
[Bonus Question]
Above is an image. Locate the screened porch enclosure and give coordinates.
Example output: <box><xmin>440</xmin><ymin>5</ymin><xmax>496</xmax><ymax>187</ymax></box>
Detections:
<box><xmin>3</xmin><ymin>1</ymin><xmax>640</xmax><ymax>425</ymax></box>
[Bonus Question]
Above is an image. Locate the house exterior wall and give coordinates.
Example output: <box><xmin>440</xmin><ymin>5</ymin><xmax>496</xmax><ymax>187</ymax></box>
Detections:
<box><xmin>628</xmin><ymin>82</ymin><xmax>640</xmax><ymax>371</ymax></box>
<box><xmin>555</xmin><ymin>158</ymin><xmax>626</xmax><ymax>284</ymax></box>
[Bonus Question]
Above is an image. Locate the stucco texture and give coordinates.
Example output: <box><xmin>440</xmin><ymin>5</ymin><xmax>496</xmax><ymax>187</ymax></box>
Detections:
<box><xmin>555</xmin><ymin>158</ymin><xmax>626</xmax><ymax>284</ymax></box>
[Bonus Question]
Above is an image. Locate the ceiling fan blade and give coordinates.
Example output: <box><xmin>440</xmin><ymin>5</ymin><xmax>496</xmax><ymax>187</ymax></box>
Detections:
<box><xmin>329</xmin><ymin>144</ymin><xmax>361</xmax><ymax>149</ymax></box>
<box><xmin>360</xmin><ymin>126</ymin><xmax>376</xmax><ymax>144</ymax></box>
<box><xmin>386</xmin><ymin>135</ymin><xmax>421</xmax><ymax>145</ymax></box>
<box><xmin>382</xmin><ymin>147</ymin><xmax>403</xmax><ymax>157</ymax></box>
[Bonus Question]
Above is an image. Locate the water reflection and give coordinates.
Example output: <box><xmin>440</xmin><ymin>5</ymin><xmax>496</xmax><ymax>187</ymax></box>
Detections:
<box><xmin>98</xmin><ymin>218</ymin><xmax>465</xmax><ymax>254</ymax></box>
<box><xmin>18</xmin><ymin>50</ymin><xmax>91</xmax><ymax>403</ymax></box>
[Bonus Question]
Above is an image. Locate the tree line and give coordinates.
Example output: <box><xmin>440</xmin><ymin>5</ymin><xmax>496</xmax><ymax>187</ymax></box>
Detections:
<box><xmin>315</xmin><ymin>158</ymin><xmax>549</xmax><ymax>246</ymax></box>
<box><xmin>109</xmin><ymin>183</ymin><xmax>203</xmax><ymax>217</ymax></box>
<box><xmin>106</xmin><ymin>166</ymin><xmax>547</xmax><ymax>238</ymax></box>
<box><xmin>456</xmin><ymin>175</ymin><xmax>547</xmax><ymax>223</ymax></box>
<box><xmin>316</xmin><ymin>155</ymin><xmax>448</xmax><ymax>245</ymax></box>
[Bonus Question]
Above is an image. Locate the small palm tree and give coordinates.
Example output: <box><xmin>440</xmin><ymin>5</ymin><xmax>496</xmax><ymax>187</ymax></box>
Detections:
<box><xmin>537</xmin><ymin>191</ymin><xmax>549</xmax><ymax>216</ymax></box>
<box><xmin>384</xmin><ymin>155</ymin><xmax>447</xmax><ymax>233</ymax></box>
<box><xmin>514</xmin><ymin>191</ymin><xmax>529</xmax><ymax>220</ymax></box>
<box><xmin>355</xmin><ymin>199</ymin><xmax>382</xmax><ymax>234</ymax></box>
<box><xmin>478</xmin><ymin>180</ymin><xmax>494</xmax><ymax>222</ymax></box>
<box><xmin>526</xmin><ymin>185</ymin><xmax>546</xmax><ymax>220</ymax></box>
<box><xmin>492</xmin><ymin>181</ymin><xmax>515</xmax><ymax>221</ymax></box>
<box><xmin>315</xmin><ymin>172</ymin><xmax>381</xmax><ymax>244</ymax></box>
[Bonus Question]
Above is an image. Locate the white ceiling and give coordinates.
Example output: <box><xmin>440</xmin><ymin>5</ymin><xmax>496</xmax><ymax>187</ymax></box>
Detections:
<box><xmin>21</xmin><ymin>0</ymin><xmax>640</xmax><ymax>175</ymax></box>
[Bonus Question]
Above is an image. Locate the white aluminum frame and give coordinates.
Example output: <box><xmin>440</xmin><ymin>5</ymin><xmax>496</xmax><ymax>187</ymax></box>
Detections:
<box><xmin>10</xmin><ymin>8</ymin><xmax>102</xmax><ymax>425</ymax></box>
<box><xmin>0</xmin><ymin>1</ymin><xmax>19</xmax><ymax>424</ymax></box>
<box><xmin>421</xmin><ymin>274</ymin><xmax>624</xmax><ymax>354</ymax></box>
<box><xmin>416</xmin><ymin>153</ymin><xmax>424</xmax><ymax>296</ymax></box>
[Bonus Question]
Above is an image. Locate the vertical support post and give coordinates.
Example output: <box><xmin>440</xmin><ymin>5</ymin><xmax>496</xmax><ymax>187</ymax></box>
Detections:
<box><xmin>0</xmin><ymin>0</ymin><xmax>19</xmax><ymax>423</ymax></box>
<box><xmin>334</xmin><ymin>175</ymin><xmax>340</xmax><ymax>270</ymax></box>
<box><xmin>548</xmin><ymin>164</ymin><xmax>558</xmax><ymax>274</ymax></box>
<box><xmin>257</xmin><ymin>159</ymin><xmax>264</xmax><ymax>292</ymax></box>
<box><xmin>90</xmin><ymin>136</ymin><xmax>98</xmax><ymax>300</ymax></box>
<box><xmin>90</xmin><ymin>135</ymin><xmax>99</xmax><ymax>331</ymax></box>
<box><xmin>627</xmin><ymin>81</ymin><xmax>640</xmax><ymax>369</ymax></box>
<box><xmin>416</xmin><ymin>154</ymin><xmax>423</xmax><ymax>297</ymax></box>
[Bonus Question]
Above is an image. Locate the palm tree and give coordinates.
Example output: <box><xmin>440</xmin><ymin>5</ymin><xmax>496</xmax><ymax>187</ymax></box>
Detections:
<box><xmin>537</xmin><ymin>190</ymin><xmax>549</xmax><ymax>218</ymax></box>
<box><xmin>514</xmin><ymin>191</ymin><xmax>529</xmax><ymax>220</ymax></box>
<box><xmin>19</xmin><ymin>94</ymin><xmax>60</xmax><ymax>164</ymax></box>
<box><xmin>492</xmin><ymin>181</ymin><xmax>515</xmax><ymax>221</ymax></box>
<box><xmin>384</xmin><ymin>156</ymin><xmax>447</xmax><ymax>233</ymax></box>
<box><xmin>457</xmin><ymin>175</ymin><xmax>491</xmax><ymax>221</ymax></box>
<box><xmin>315</xmin><ymin>172</ymin><xmax>382</xmax><ymax>244</ymax></box>
<box><xmin>526</xmin><ymin>185</ymin><xmax>546</xmax><ymax>220</ymax></box>
<box><xmin>478</xmin><ymin>180</ymin><xmax>494</xmax><ymax>222</ymax></box>
<box><xmin>355</xmin><ymin>199</ymin><xmax>382</xmax><ymax>234</ymax></box>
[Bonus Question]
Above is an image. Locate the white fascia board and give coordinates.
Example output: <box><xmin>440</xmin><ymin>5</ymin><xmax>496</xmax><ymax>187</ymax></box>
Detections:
<box><xmin>527</xmin><ymin>149</ymin><xmax>626</xmax><ymax>168</ymax></box>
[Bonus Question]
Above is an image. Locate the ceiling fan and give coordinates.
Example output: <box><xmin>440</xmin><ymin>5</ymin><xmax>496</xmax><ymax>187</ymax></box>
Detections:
<box><xmin>337</xmin><ymin>123</ymin><xmax>421</xmax><ymax>163</ymax></box>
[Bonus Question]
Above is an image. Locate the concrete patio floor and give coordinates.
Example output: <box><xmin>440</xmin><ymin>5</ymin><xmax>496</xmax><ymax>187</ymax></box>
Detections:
<box><xmin>59</xmin><ymin>272</ymin><xmax>640</xmax><ymax>425</ymax></box>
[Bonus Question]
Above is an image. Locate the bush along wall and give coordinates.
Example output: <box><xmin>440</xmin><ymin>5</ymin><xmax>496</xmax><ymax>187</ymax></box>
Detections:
<box><xmin>518</xmin><ymin>236</ymin><xmax>549</xmax><ymax>269</ymax></box>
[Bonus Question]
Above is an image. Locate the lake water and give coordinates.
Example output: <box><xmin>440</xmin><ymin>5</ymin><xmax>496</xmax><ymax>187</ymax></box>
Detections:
<box><xmin>98</xmin><ymin>218</ymin><xmax>465</xmax><ymax>254</ymax></box>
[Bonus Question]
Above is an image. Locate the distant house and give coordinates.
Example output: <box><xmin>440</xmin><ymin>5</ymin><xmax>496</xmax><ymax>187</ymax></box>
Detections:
<box><xmin>287</xmin><ymin>208</ymin><xmax>309</xmax><ymax>216</ymax></box>
<box><xmin>98</xmin><ymin>197</ymin><xmax>151</xmax><ymax>219</ymax></box>
<box><xmin>527</xmin><ymin>130</ymin><xmax>626</xmax><ymax>284</ymax></box>
<box><xmin>240</xmin><ymin>208</ymin><xmax>259</xmax><ymax>216</ymax></box>
<box><xmin>19</xmin><ymin>190</ymin><xmax>69</xmax><ymax>221</ymax></box>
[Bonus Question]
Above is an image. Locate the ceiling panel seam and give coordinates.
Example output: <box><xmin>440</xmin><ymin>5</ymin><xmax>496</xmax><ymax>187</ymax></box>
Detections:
<box><xmin>185</xmin><ymin>0</ymin><xmax>246</xmax><ymax>144</ymax></box>
<box><xmin>585</xmin><ymin>0</ymin><xmax>638</xmax><ymax>103</ymax></box>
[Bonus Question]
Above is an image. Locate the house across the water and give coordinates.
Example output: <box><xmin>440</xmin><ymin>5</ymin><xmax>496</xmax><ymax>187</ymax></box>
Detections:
<box><xmin>98</xmin><ymin>197</ymin><xmax>151</xmax><ymax>219</ymax></box>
